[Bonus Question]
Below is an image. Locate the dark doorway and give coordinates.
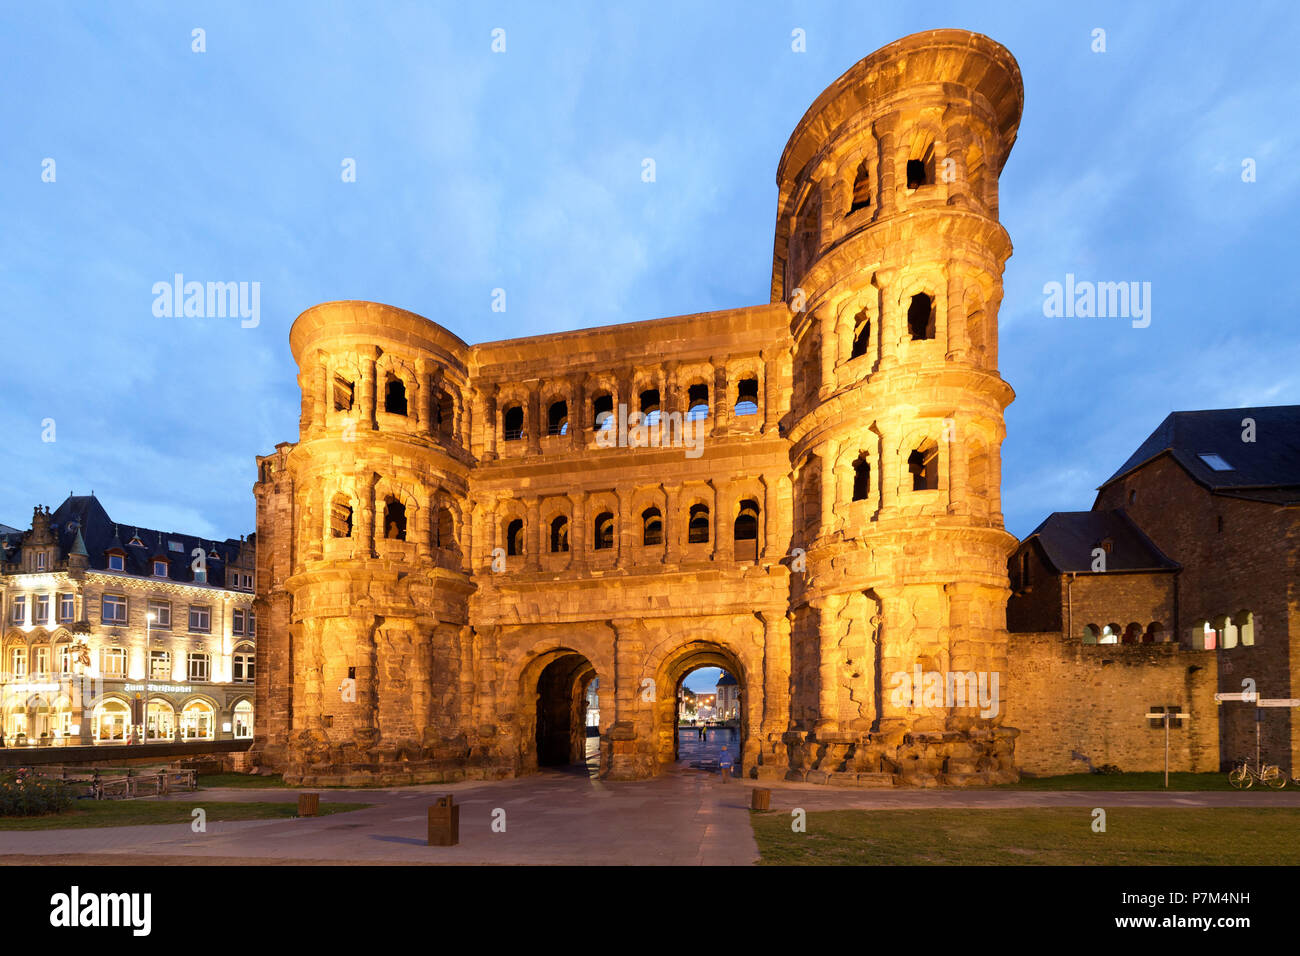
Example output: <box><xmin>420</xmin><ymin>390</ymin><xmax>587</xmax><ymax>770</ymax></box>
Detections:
<box><xmin>535</xmin><ymin>653</ymin><xmax>596</xmax><ymax>767</ymax></box>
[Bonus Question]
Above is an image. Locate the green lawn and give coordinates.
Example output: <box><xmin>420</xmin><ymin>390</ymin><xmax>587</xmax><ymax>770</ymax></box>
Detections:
<box><xmin>1001</xmin><ymin>772</ymin><xmax>1247</xmax><ymax>791</ymax></box>
<box><xmin>0</xmin><ymin>799</ymin><xmax>370</xmax><ymax>830</ymax></box>
<box><xmin>197</xmin><ymin>772</ymin><xmax>290</xmax><ymax>789</ymax></box>
<box><xmin>753</xmin><ymin>807</ymin><xmax>1300</xmax><ymax>865</ymax></box>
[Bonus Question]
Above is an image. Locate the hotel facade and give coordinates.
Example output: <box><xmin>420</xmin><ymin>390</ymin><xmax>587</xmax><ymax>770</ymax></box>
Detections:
<box><xmin>0</xmin><ymin>496</ymin><xmax>256</xmax><ymax>748</ymax></box>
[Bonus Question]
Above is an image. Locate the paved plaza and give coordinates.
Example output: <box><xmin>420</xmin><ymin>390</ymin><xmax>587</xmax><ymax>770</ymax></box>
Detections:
<box><xmin>3</xmin><ymin>744</ymin><xmax>1298</xmax><ymax>866</ymax></box>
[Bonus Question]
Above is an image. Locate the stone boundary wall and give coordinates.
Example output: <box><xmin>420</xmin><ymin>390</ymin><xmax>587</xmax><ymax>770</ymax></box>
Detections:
<box><xmin>1005</xmin><ymin>631</ymin><xmax>1219</xmax><ymax>775</ymax></box>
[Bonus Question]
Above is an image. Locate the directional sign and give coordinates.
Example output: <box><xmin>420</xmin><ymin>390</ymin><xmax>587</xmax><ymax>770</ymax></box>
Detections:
<box><xmin>1214</xmin><ymin>692</ymin><xmax>1258</xmax><ymax>702</ymax></box>
<box><xmin>1257</xmin><ymin>698</ymin><xmax>1300</xmax><ymax>708</ymax></box>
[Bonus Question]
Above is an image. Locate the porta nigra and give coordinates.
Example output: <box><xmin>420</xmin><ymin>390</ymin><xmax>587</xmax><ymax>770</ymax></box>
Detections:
<box><xmin>252</xmin><ymin>30</ymin><xmax>1026</xmax><ymax>786</ymax></box>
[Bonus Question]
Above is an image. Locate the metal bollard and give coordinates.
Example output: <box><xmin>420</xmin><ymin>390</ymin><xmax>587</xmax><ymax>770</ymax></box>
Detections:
<box><xmin>297</xmin><ymin>792</ymin><xmax>320</xmax><ymax>817</ymax></box>
<box><xmin>427</xmin><ymin>795</ymin><xmax>460</xmax><ymax>846</ymax></box>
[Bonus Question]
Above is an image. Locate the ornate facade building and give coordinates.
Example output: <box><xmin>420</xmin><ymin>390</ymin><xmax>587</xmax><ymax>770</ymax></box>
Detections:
<box><xmin>253</xmin><ymin>29</ymin><xmax>1026</xmax><ymax>786</ymax></box>
<box><xmin>0</xmin><ymin>495</ymin><xmax>256</xmax><ymax>748</ymax></box>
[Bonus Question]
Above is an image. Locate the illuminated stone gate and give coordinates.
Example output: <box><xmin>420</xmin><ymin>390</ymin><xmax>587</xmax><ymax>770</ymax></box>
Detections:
<box><xmin>252</xmin><ymin>29</ymin><xmax>1024</xmax><ymax>787</ymax></box>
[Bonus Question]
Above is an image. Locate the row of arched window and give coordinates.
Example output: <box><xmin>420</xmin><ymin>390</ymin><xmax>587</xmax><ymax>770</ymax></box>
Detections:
<box><xmin>1080</xmin><ymin>613</ymin><xmax>1258</xmax><ymax>648</ymax></box>
<box><xmin>499</xmin><ymin>379</ymin><xmax>761</xmax><ymax>444</ymax></box>
<box><xmin>327</xmin><ymin>494</ymin><xmax>459</xmax><ymax>553</ymax></box>
<box><xmin>329</xmin><ymin>371</ymin><xmax>458</xmax><ymax>440</ymax></box>
<box><xmin>501</xmin><ymin>499</ymin><xmax>762</xmax><ymax>560</ymax></box>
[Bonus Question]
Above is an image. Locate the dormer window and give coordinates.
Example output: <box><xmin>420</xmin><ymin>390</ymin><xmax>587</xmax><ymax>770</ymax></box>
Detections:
<box><xmin>153</xmin><ymin>559</ymin><xmax>168</xmax><ymax>577</ymax></box>
<box><xmin>107</xmin><ymin>552</ymin><xmax>125</xmax><ymax>571</ymax></box>
<box><xmin>1198</xmin><ymin>453</ymin><xmax>1233</xmax><ymax>471</ymax></box>
<box><xmin>168</xmin><ymin>540</ymin><xmax>184</xmax><ymax>553</ymax></box>
<box><xmin>35</xmin><ymin>552</ymin><xmax>48</xmax><ymax>571</ymax></box>
<box><xmin>127</xmin><ymin>534</ymin><xmax>144</xmax><ymax>547</ymax></box>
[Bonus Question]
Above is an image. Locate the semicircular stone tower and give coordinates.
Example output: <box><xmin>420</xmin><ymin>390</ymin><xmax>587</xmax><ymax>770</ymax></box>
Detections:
<box><xmin>776</xmin><ymin>29</ymin><xmax>1023</xmax><ymax>783</ymax></box>
<box><xmin>254</xmin><ymin>302</ymin><xmax>477</xmax><ymax>781</ymax></box>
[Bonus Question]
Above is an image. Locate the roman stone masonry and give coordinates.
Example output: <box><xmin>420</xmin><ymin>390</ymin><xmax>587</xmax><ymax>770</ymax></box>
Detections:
<box><xmin>251</xmin><ymin>29</ymin><xmax>1026</xmax><ymax>786</ymax></box>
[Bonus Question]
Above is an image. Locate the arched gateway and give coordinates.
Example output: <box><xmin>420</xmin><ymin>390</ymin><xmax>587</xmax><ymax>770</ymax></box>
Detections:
<box><xmin>252</xmin><ymin>29</ymin><xmax>1024</xmax><ymax>788</ymax></box>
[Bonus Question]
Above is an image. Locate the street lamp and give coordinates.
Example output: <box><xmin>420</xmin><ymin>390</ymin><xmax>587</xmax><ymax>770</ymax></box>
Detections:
<box><xmin>144</xmin><ymin>611</ymin><xmax>156</xmax><ymax>743</ymax></box>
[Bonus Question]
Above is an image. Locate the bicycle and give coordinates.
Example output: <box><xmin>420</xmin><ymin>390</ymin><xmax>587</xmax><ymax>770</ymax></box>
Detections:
<box><xmin>1228</xmin><ymin>757</ymin><xmax>1288</xmax><ymax>790</ymax></box>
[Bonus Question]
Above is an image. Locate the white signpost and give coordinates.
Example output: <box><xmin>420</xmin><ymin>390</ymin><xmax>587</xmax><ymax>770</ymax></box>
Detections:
<box><xmin>1214</xmin><ymin>693</ymin><xmax>1300</xmax><ymax>773</ymax></box>
<box><xmin>1144</xmin><ymin>708</ymin><xmax>1191</xmax><ymax>788</ymax></box>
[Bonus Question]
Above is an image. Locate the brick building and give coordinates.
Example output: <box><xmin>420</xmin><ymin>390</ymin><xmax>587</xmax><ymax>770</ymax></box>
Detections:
<box><xmin>1006</xmin><ymin>406</ymin><xmax>1300</xmax><ymax>774</ymax></box>
<box><xmin>0</xmin><ymin>495</ymin><xmax>256</xmax><ymax>748</ymax></box>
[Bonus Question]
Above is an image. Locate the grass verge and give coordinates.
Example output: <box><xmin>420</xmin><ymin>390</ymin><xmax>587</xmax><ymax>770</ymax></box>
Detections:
<box><xmin>0</xmin><ymin>799</ymin><xmax>370</xmax><ymax>830</ymax></box>
<box><xmin>752</xmin><ymin>807</ymin><xmax>1300</xmax><ymax>865</ymax></box>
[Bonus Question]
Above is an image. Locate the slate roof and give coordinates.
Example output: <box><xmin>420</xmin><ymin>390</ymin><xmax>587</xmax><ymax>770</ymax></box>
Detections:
<box><xmin>1021</xmin><ymin>509</ymin><xmax>1178</xmax><ymax>574</ymax></box>
<box><xmin>716</xmin><ymin>671</ymin><xmax>738</xmax><ymax>686</ymax></box>
<box><xmin>1101</xmin><ymin>405</ymin><xmax>1300</xmax><ymax>504</ymax></box>
<box><xmin>2</xmin><ymin>495</ymin><xmax>250</xmax><ymax>588</ymax></box>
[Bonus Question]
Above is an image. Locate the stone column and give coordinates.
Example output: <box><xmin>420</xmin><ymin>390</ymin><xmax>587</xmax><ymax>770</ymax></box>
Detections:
<box><xmin>571</xmin><ymin>379</ymin><xmax>586</xmax><ymax>449</ymax></box>
<box><xmin>608</xmin><ymin>619</ymin><xmax>652</xmax><ymax>780</ymax></box>
<box><xmin>712</xmin><ymin>362</ymin><xmax>729</xmax><ymax>436</ymax></box>
<box><xmin>525</xmin><ymin>496</ymin><xmax>541</xmax><ymax>571</ymax></box>
<box><xmin>762</xmin><ymin>349</ymin><xmax>781</xmax><ymax>433</ymax></box>
<box><xmin>875</xmin><ymin>121</ymin><xmax>898</xmax><ymax>217</ymax></box>
<box><xmin>875</xmin><ymin>267</ymin><xmax>899</xmax><ymax>370</ymax></box>
<box><xmin>880</xmin><ymin>424</ymin><xmax>901</xmax><ymax>513</ymax></box>
<box><xmin>569</xmin><ymin>492</ymin><xmax>586</xmax><ymax>565</ymax></box>
<box><xmin>359</xmin><ymin>348</ymin><xmax>379</xmax><ymax>430</ymax></box>
<box><xmin>818</xmin><ymin>310</ymin><xmax>837</xmax><ymax>399</ymax></box>
<box><xmin>664</xmin><ymin>484</ymin><xmax>682</xmax><ymax>564</ymax></box>
<box><xmin>947</xmin><ymin>415</ymin><xmax>970</xmax><ymax>516</ymax></box>
<box><xmin>945</xmin><ymin>272</ymin><xmax>968</xmax><ymax>362</ymax></box>
<box><xmin>527</xmin><ymin>385</ymin><xmax>542</xmax><ymax>454</ymax></box>
<box><xmin>813</xmin><ymin>593</ymin><xmax>847</xmax><ymax>733</ymax></box>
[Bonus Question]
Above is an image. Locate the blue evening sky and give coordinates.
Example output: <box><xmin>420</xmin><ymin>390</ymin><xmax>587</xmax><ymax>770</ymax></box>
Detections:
<box><xmin>2</xmin><ymin>1</ymin><xmax>1297</xmax><ymax>548</ymax></box>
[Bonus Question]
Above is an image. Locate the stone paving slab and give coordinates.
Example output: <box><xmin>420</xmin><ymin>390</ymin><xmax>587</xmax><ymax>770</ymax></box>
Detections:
<box><xmin>2</xmin><ymin>771</ymin><xmax>1296</xmax><ymax>865</ymax></box>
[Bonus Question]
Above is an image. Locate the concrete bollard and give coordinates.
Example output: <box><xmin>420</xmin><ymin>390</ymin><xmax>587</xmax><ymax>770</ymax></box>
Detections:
<box><xmin>297</xmin><ymin>792</ymin><xmax>320</xmax><ymax>817</ymax></box>
<box><xmin>428</xmin><ymin>795</ymin><xmax>459</xmax><ymax>846</ymax></box>
<box><xmin>751</xmin><ymin>788</ymin><xmax>771</xmax><ymax>811</ymax></box>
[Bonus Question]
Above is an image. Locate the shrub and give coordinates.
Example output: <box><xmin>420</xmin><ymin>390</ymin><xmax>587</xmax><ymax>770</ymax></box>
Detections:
<box><xmin>0</xmin><ymin>769</ymin><xmax>74</xmax><ymax>816</ymax></box>
<box><xmin>1091</xmin><ymin>763</ymin><xmax>1123</xmax><ymax>776</ymax></box>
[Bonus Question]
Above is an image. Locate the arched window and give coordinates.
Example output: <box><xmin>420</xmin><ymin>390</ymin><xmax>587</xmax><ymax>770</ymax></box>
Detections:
<box><xmin>1236</xmin><ymin>611</ymin><xmax>1255</xmax><ymax>646</ymax></box>
<box><xmin>333</xmin><ymin>375</ymin><xmax>355</xmax><ymax>411</ymax></box>
<box><xmin>687</xmin><ymin>383</ymin><xmax>709</xmax><ymax>421</ymax></box>
<box><xmin>384</xmin><ymin>375</ymin><xmax>408</xmax><ymax>416</ymax></box>
<box><xmin>146</xmin><ymin>699</ymin><xmax>175</xmax><ymax>740</ymax></box>
<box><xmin>852</xmin><ymin>455</ymin><xmax>871</xmax><ymax>501</ymax></box>
<box><xmin>642</xmin><ymin>508</ymin><xmax>663</xmax><ymax>546</ymax></box>
<box><xmin>850</xmin><ymin>309</ymin><xmax>870</xmax><ymax>359</ymax></box>
<box><xmin>434</xmin><ymin>507</ymin><xmax>454</xmax><ymax>551</ymax></box>
<box><xmin>1143</xmin><ymin>622</ymin><xmax>1164</xmax><ymax>644</ymax></box>
<box><xmin>592</xmin><ymin>393</ymin><xmax>614</xmax><ymax>432</ymax></box>
<box><xmin>1215</xmin><ymin>614</ymin><xmax>1237</xmax><ymax>649</ymax></box>
<box><xmin>434</xmin><ymin>389</ymin><xmax>455</xmax><ymax>437</ymax></box>
<box><xmin>181</xmin><ymin>700</ymin><xmax>214</xmax><ymax>740</ymax></box>
<box><xmin>688</xmin><ymin>504</ymin><xmax>710</xmax><ymax>544</ymax></box>
<box><xmin>906</xmin><ymin>142</ymin><xmax>934</xmax><ymax>189</ymax></box>
<box><xmin>907</xmin><ymin>292</ymin><xmax>935</xmax><ymax>340</ymax></box>
<box><xmin>547</xmin><ymin>400</ymin><xmax>568</xmax><ymax>436</ymax></box>
<box><xmin>383</xmin><ymin>498</ymin><xmax>407</xmax><ymax>540</ymax></box>
<box><xmin>908</xmin><ymin>443</ymin><xmax>938</xmax><ymax>491</ymax></box>
<box><xmin>734</xmin><ymin>499</ymin><xmax>759</xmax><ymax>562</ymax></box>
<box><xmin>734</xmin><ymin>378</ymin><xmax>759</xmax><ymax>416</ymax></box>
<box><xmin>639</xmin><ymin>390</ymin><xmax>660</xmax><ymax>427</ymax></box>
<box><xmin>503</xmin><ymin>405</ymin><xmax>524</xmax><ymax>442</ymax></box>
<box><xmin>849</xmin><ymin>160</ymin><xmax>870</xmax><ymax>214</ymax></box>
<box><xmin>330</xmin><ymin>495</ymin><xmax>353</xmax><ymax>538</ymax></box>
<box><xmin>1081</xmin><ymin>624</ymin><xmax>1099</xmax><ymax>645</ymax></box>
<box><xmin>93</xmin><ymin>699</ymin><xmax>130</xmax><ymax>742</ymax></box>
<box><xmin>1122</xmin><ymin>622</ymin><xmax>1143</xmax><ymax>645</ymax></box>
<box><xmin>233</xmin><ymin>643</ymin><xmax>255</xmax><ymax>683</ymax></box>
<box><xmin>233</xmin><ymin>700</ymin><xmax>254</xmax><ymax>739</ymax></box>
<box><xmin>593</xmin><ymin>512</ymin><xmax>615</xmax><ymax>551</ymax></box>
<box><xmin>505</xmin><ymin>518</ymin><xmax>524</xmax><ymax>557</ymax></box>
<box><xmin>1100</xmin><ymin>623</ymin><xmax>1121</xmax><ymax>645</ymax></box>
<box><xmin>550</xmin><ymin>515</ymin><xmax>569</xmax><ymax>553</ymax></box>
